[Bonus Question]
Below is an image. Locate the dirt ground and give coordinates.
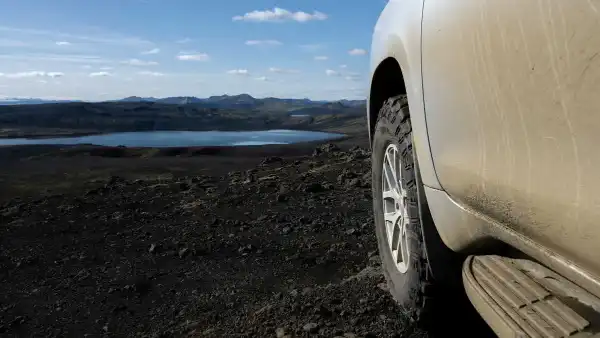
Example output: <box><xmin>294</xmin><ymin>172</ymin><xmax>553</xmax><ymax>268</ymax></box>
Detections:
<box><xmin>0</xmin><ymin>134</ymin><xmax>490</xmax><ymax>338</ymax></box>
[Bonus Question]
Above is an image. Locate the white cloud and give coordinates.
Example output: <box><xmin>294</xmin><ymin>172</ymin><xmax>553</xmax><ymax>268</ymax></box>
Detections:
<box><xmin>141</xmin><ymin>48</ymin><xmax>160</xmax><ymax>55</ymax></box>
<box><xmin>348</xmin><ymin>48</ymin><xmax>368</xmax><ymax>56</ymax></box>
<box><xmin>340</xmin><ymin>64</ymin><xmax>348</xmax><ymax>69</ymax></box>
<box><xmin>325</xmin><ymin>69</ymin><xmax>340</xmax><ymax>76</ymax></box>
<box><xmin>344</xmin><ymin>75</ymin><xmax>361</xmax><ymax>81</ymax></box>
<box><xmin>226</xmin><ymin>69</ymin><xmax>249</xmax><ymax>76</ymax></box>
<box><xmin>122</xmin><ymin>58</ymin><xmax>158</xmax><ymax>66</ymax></box>
<box><xmin>233</xmin><ymin>8</ymin><xmax>327</xmax><ymax>23</ymax></box>
<box><xmin>81</xmin><ymin>65</ymin><xmax>92</xmax><ymax>69</ymax></box>
<box><xmin>55</xmin><ymin>41</ymin><xmax>71</xmax><ymax>46</ymax></box>
<box><xmin>314</xmin><ymin>56</ymin><xmax>328</xmax><ymax>61</ymax></box>
<box><xmin>176</xmin><ymin>38</ymin><xmax>192</xmax><ymax>44</ymax></box>
<box><xmin>268</xmin><ymin>67</ymin><xmax>299</xmax><ymax>74</ymax></box>
<box><xmin>245</xmin><ymin>39</ymin><xmax>282</xmax><ymax>46</ymax></box>
<box><xmin>0</xmin><ymin>71</ymin><xmax>64</xmax><ymax>78</ymax></box>
<box><xmin>100</xmin><ymin>66</ymin><xmax>113</xmax><ymax>70</ymax></box>
<box><xmin>177</xmin><ymin>53</ymin><xmax>209</xmax><ymax>61</ymax></box>
<box><xmin>255</xmin><ymin>76</ymin><xmax>268</xmax><ymax>81</ymax></box>
<box><xmin>5</xmin><ymin>71</ymin><xmax>47</xmax><ymax>78</ymax></box>
<box><xmin>89</xmin><ymin>72</ymin><xmax>111</xmax><ymax>77</ymax></box>
<box><xmin>138</xmin><ymin>71</ymin><xmax>164</xmax><ymax>76</ymax></box>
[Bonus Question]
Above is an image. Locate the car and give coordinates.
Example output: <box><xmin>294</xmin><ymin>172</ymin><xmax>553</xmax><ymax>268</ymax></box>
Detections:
<box><xmin>367</xmin><ymin>1</ymin><xmax>600</xmax><ymax>337</ymax></box>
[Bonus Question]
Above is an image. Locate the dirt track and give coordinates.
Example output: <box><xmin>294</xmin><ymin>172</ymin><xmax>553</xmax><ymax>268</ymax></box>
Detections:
<box><xmin>0</xmin><ymin>136</ymin><xmax>487</xmax><ymax>337</ymax></box>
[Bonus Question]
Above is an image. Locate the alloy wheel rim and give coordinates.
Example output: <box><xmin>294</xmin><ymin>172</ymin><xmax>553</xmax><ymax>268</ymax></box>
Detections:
<box><xmin>381</xmin><ymin>143</ymin><xmax>410</xmax><ymax>274</ymax></box>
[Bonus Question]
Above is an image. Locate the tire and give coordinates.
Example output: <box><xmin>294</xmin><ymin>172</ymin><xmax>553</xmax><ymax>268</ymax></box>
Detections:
<box><xmin>371</xmin><ymin>95</ymin><xmax>437</xmax><ymax>324</ymax></box>
<box><xmin>371</xmin><ymin>96</ymin><xmax>497</xmax><ymax>337</ymax></box>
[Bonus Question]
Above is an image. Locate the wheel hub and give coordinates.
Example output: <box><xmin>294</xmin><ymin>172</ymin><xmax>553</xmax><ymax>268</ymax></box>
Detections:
<box><xmin>381</xmin><ymin>143</ymin><xmax>410</xmax><ymax>274</ymax></box>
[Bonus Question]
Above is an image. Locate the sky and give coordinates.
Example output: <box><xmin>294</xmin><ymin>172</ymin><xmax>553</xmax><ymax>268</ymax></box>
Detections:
<box><xmin>0</xmin><ymin>0</ymin><xmax>387</xmax><ymax>101</ymax></box>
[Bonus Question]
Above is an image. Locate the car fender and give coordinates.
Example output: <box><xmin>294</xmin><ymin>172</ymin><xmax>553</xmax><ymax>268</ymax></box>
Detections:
<box><xmin>368</xmin><ymin>0</ymin><xmax>441</xmax><ymax>190</ymax></box>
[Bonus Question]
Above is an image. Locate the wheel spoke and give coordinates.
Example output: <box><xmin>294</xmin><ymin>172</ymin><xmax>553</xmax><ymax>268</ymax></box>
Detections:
<box><xmin>383</xmin><ymin>160</ymin><xmax>396</xmax><ymax>193</ymax></box>
<box><xmin>392</xmin><ymin>147</ymin><xmax>399</xmax><ymax>185</ymax></box>
<box><xmin>384</xmin><ymin>210</ymin><xmax>397</xmax><ymax>239</ymax></box>
<box><xmin>391</xmin><ymin>244</ymin><xmax>399</xmax><ymax>265</ymax></box>
<box><xmin>382</xmin><ymin>190</ymin><xmax>396</xmax><ymax>203</ymax></box>
<box><xmin>384</xmin><ymin>210</ymin><xmax>397</xmax><ymax>224</ymax></box>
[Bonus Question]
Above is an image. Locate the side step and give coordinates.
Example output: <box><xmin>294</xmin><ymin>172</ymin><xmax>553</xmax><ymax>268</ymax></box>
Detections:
<box><xmin>463</xmin><ymin>255</ymin><xmax>600</xmax><ymax>338</ymax></box>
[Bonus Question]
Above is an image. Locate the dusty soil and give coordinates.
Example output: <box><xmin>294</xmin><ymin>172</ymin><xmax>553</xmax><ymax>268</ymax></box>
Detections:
<box><xmin>0</xmin><ymin>135</ymin><xmax>489</xmax><ymax>337</ymax></box>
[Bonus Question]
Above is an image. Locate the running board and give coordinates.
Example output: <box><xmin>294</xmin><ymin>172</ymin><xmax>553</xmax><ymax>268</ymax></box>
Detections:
<box><xmin>463</xmin><ymin>255</ymin><xmax>600</xmax><ymax>338</ymax></box>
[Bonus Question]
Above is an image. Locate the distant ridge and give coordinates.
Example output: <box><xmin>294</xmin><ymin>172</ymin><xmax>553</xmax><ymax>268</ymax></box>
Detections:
<box><xmin>119</xmin><ymin>96</ymin><xmax>157</xmax><ymax>102</ymax></box>
<box><xmin>115</xmin><ymin>94</ymin><xmax>366</xmax><ymax>109</ymax></box>
<box><xmin>0</xmin><ymin>94</ymin><xmax>366</xmax><ymax>115</ymax></box>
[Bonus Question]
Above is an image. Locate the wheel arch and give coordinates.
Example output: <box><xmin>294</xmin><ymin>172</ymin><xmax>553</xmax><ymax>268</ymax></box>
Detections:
<box><xmin>367</xmin><ymin>50</ymin><xmax>441</xmax><ymax>192</ymax></box>
<box><xmin>368</xmin><ymin>57</ymin><xmax>407</xmax><ymax>145</ymax></box>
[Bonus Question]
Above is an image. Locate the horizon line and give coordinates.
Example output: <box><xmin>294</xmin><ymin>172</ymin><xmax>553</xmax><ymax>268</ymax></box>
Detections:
<box><xmin>0</xmin><ymin>94</ymin><xmax>367</xmax><ymax>102</ymax></box>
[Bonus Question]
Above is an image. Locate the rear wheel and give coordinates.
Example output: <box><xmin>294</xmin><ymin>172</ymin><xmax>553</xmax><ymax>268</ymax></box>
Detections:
<box><xmin>372</xmin><ymin>95</ymin><xmax>435</xmax><ymax>323</ymax></box>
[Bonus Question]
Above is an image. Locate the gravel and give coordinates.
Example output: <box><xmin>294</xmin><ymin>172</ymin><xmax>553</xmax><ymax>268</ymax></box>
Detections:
<box><xmin>0</xmin><ymin>141</ymin><xmax>480</xmax><ymax>337</ymax></box>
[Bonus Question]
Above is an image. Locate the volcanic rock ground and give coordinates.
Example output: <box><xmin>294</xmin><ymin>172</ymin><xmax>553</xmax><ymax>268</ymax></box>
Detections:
<box><xmin>0</xmin><ymin>134</ymin><xmax>490</xmax><ymax>337</ymax></box>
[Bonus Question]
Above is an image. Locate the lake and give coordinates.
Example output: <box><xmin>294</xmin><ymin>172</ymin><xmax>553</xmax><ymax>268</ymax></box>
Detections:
<box><xmin>0</xmin><ymin>130</ymin><xmax>345</xmax><ymax>147</ymax></box>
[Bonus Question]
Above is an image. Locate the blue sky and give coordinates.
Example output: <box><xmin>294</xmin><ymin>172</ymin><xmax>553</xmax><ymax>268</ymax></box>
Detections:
<box><xmin>0</xmin><ymin>0</ymin><xmax>386</xmax><ymax>101</ymax></box>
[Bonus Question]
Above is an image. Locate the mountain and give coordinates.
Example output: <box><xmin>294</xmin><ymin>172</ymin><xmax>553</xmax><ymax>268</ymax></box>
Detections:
<box><xmin>205</xmin><ymin>94</ymin><xmax>256</xmax><ymax>104</ymax></box>
<box><xmin>155</xmin><ymin>96</ymin><xmax>204</xmax><ymax>105</ymax></box>
<box><xmin>339</xmin><ymin>99</ymin><xmax>367</xmax><ymax>107</ymax></box>
<box><xmin>119</xmin><ymin>96</ymin><xmax>157</xmax><ymax>102</ymax></box>
<box><xmin>202</xmin><ymin>94</ymin><xmax>259</xmax><ymax>109</ymax></box>
<box><xmin>119</xmin><ymin>94</ymin><xmax>367</xmax><ymax>111</ymax></box>
<box><xmin>0</xmin><ymin>95</ymin><xmax>366</xmax><ymax>112</ymax></box>
<box><xmin>288</xmin><ymin>101</ymin><xmax>364</xmax><ymax>117</ymax></box>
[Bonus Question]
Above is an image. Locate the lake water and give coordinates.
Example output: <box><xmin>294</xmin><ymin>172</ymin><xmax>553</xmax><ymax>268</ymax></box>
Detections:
<box><xmin>0</xmin><ymin>130</ymin><xmax>345</xmax><ymax>147</ymax></box>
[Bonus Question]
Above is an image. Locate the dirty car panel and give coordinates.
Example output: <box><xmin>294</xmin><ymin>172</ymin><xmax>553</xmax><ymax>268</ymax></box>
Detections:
<box><xmin>422</xmin><ymin>0</ymin><xmax>600</xmax><ymax>295</ymax></box>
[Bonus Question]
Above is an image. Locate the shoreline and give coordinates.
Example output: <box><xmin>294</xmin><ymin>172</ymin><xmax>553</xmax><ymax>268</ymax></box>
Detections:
<box><xmin>0</xmin><ymin>126</ymin><xmax>349</xmax><ymax>140</ymax></box>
